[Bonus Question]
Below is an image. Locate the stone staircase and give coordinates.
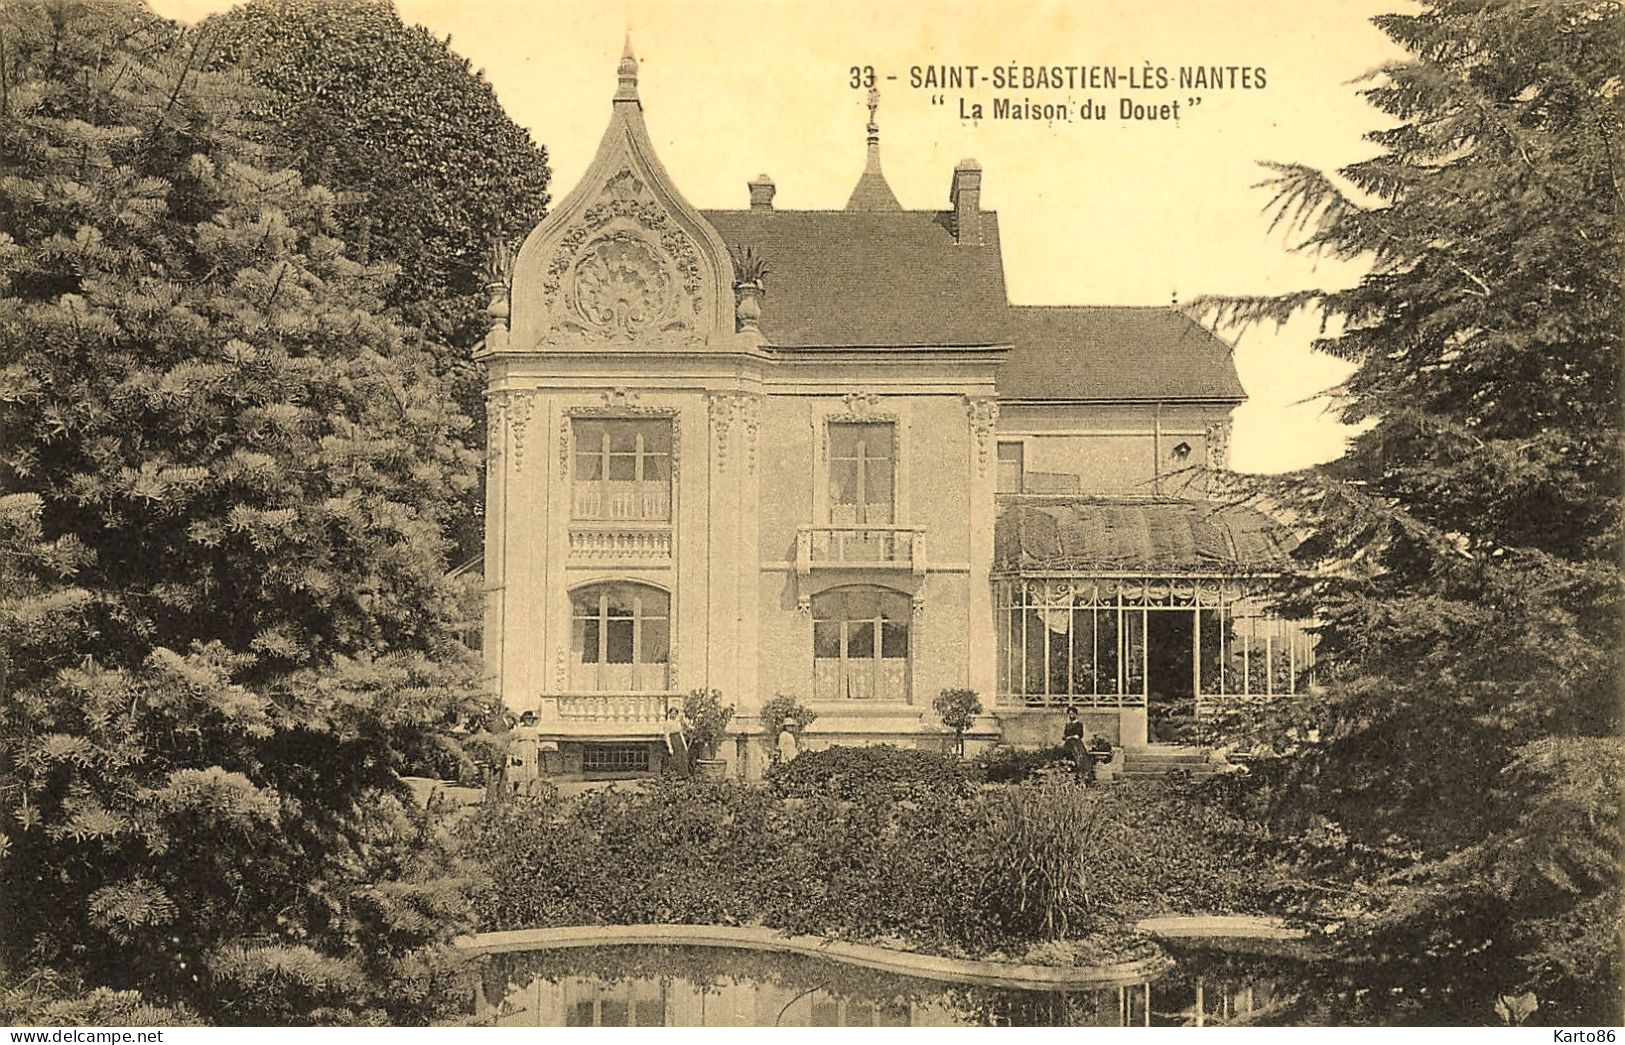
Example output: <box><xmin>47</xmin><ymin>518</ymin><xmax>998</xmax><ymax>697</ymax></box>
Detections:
<box><xmin>1120</xmin><ymin>744</ymin><xmax>1224</xmax><ymax>781</ymax></box>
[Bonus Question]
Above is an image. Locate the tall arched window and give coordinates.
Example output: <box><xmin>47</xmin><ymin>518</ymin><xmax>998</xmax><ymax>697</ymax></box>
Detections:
<box><xmin>570</xmin><ymin>582</ymin><xmax>670</xmax><ymax>691</ymax></box>
<box><xmin>812</xmin><ymin>586</ymin><xmax>910</xmax><ymax>702</ymax></box>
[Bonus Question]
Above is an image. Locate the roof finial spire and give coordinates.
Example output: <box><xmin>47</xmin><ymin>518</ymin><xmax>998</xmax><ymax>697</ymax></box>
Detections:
<box><xmin>615</xmin><ymin>30</ymin><xmax>639</xmax><ymax>104</ymax></box>
<box><xmin>864</xmin><ymin>86</ymin><xmax>881</xmax><ymax>171</ymax></box>
<box><xmin>845</xmin><ymin>84</ymin><xmax>902</xmax><ymax>210</ymax></box>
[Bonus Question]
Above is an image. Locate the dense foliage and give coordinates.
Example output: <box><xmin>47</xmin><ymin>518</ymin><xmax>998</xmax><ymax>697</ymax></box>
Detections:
<box><xmin>759</xmin><ymin>693</ymin><xmax>817</xmax><ymax>737</ymax></box>
<box><xmin>972</xmin><ymin>743</ymin><xmax>1073</xmax><ymax>783</ymax></box>
<box><xmin>765</xmin><ymin>744</ymin><xmax>972</xmax><ymax>801</ymax></box>
<box><xmin>200</xmin><ymin>0</ymin><xmax>552</xmax><ymax>560</ymax></box>
<box><xmin>0</xmin><ymin>0</ymin><xmax>485</xmax><ymax>1022</ymax></box>
<box><xmin>456</xmin><ymin>776</ymin><xmax>1289</xmax><ymax>959</ymax></box>
<box><xmin>201</xmin><ymin>0</ymin><xmax>550</xmax><ymax>351</ymax></box>
<box><xmin>1196</xmin><ymin>0</ymin><xmax>1622</xmax><ymax>1022</ymax></box>
<box><xmin>678</xmin><ymin>688</ymin><xmax>735</xmax><ymax>763</ymax></box>
<box><xmin>1</xmin><ymin>969</ymin><xmax>203</xmax><ymax>1027</ymax></box>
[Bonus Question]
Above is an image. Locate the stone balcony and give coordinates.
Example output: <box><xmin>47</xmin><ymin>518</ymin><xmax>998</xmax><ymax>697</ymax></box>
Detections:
<box><xmin>567</xmin><ymin>523</ymin><xmax>673</xmax><ymax>562</ymax></box>
<box><xmin>794</xmin><ymin>525</ymin><xmax>927</xmax><ymax>577</ymax></box>
<box><xmin>535</xmin><ymin>692</ymin><xmax>678</xmax><ymax>737</ymax></box>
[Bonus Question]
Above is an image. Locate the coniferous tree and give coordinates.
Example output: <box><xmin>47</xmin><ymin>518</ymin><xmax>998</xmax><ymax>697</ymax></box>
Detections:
<box><xmin>0</xmin><ymin>0</ymin><xmax>483</xmax><ymax>1021</ymax></box>
<box><xmin>1200</xmin><ymin>0</ymin><xmax>1621</xmax><ymax>1022</ymax></box>
<box><xmin>199</xmin><ymin>0</ymin><xmax>552</xmax><ymax>562</ymax></box>
<box><xmin>203</xmin><ymin>0</ymin><xmax>551</xmax><ymax>348</ymax></box>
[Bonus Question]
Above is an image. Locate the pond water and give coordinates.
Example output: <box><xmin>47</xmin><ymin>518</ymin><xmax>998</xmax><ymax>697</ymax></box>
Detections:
<box><xmin>468</xmin><ymin>943</ymin><xmax>1349</xmax><ymax>1027</ymax></box>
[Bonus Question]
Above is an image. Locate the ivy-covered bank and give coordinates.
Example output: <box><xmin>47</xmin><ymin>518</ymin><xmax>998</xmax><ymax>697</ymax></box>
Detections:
<box><xmin>453</xmin><ymin>750</ymin><xmax>1310</xmax><ymax>968</ymax></box>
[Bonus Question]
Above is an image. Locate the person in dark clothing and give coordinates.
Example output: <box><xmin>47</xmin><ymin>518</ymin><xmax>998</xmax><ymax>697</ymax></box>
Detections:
<box><xmin>1062</xmin><ymin>706</ymin><xmax>1094</xmax><ymax>783</ymax></box>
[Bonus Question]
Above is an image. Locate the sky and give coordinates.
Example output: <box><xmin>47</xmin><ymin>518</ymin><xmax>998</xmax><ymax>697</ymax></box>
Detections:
<box><xmin>152</xmin><ymin>0</ymin><xmax>1414</xmax><ymax>474</ymax></box>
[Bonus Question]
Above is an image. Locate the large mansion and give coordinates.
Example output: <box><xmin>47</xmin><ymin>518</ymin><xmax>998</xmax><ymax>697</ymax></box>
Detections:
<box><xmin>476</xmin><ymin>45</ymin><xmax>1313</xmax><ymax>778</ymax></box>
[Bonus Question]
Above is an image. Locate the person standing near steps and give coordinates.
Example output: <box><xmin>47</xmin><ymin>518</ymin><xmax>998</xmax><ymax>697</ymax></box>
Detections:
<box><xmin>1062</xmin><ymin>705</ymin><xmax>1095</xmax><ymax>784</ymax></box>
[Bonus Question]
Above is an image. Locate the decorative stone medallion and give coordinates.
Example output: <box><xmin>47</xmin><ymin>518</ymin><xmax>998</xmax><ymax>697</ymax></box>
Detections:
<box><xmin>540</xmin><ymin>169</ymin><xmax>706</xmax><ymax>347</ymax></box>
<box><xmin>569</xmin><ymin>233</ymin><xmax>676</xmax><ymax>340</ymax></box>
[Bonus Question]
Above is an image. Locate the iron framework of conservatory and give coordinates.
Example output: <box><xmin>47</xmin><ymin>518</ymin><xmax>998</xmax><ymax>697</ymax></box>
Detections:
<box><xmin>992</xmin><ymin>574</ymin><xmax>1317</xmax><ymax>710</ymax></box>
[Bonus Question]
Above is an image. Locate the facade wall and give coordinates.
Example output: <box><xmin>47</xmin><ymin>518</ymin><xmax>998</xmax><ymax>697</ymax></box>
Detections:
<box><xmin>484</xmin><ymin>369</ymin><xmax>1004</xmax><ymax>770</ymax></box>
<box><xmin>996</xmin><ymin>401</ymin><xmax>1234</xmax><ymax>498</ymax></box>
<box><xmin>478</xmin><ymin>61</ymin><xmax>1262</xmax><ymax>775</ymax></box>
<box><xmin>483</xmin><ymin>373</ymin><xmax>1254</xmax><ymax>769</ymax></box>
<box><xmin>750</xmin><ymin>391</ymin><xmax>992</xmax><ymax>739</ymax></box>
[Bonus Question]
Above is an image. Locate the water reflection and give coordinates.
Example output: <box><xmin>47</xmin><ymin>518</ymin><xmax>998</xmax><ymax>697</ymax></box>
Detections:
<box><xmin>470</xmin><ymin>944</ymin><xmax>1298</xmax><ymax>1027</ymax></box>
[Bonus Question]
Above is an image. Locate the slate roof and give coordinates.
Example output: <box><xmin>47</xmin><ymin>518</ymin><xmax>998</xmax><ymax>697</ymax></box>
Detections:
<box><xmin>994</xmin><ymin>499</ymin><xmax>1296</xmax><ymax>574</ymax></box>
<box><xmin>845</xmin><ymin>169</ymin><xmax>902</xmax><ymax>211</ymax></box>
<box><xmin>702</xmin><ymin>209</ymin><xmax>1010</xmax><ymax>347</ymax></box>
<box><xmin>701</xmin><ymin>209</ymin><xmax>1245</xmax><ymax>402</ymax></box>
<box><xmin>999</xmin><ymin>306</ymin><xmax>1246</xmax><ymax>401</ymax></box>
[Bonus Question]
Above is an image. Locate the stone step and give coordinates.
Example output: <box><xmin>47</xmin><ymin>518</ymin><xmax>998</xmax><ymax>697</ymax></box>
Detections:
<box><xmin>1121</xmin><ymin>747</ymin><xmax>1221</xmax><ymax>780</ymax></box>
<box><xmin>1124</xmin><ymin>761</ymin><xmax>1218</xmax><ymax>771</ymax></box>
<box><xmin>1123</xmin><ymin>767</ymin><xmax>1218</xmax><ymax>778</ymax></box>
<box><xmin>1130</xmin><ymin>745</ymin><xmax>1208</xmax><ymax>757</ymax></box>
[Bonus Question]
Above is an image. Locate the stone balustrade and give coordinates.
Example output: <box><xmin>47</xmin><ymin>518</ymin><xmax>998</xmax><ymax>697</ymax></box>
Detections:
<box><xmin>552</xmin><ymin>693</ymin><xmax>675</xmax><ymax>723</ymax></box>
<box><xmin>567</xmin><ymin>525</ymin><xmax>673</xmax><ymax>561</ymax></box>
<box><xmin>795</xmin><ymin>525</ymin><xmax>927</xmax><ymax>576</ymax></box>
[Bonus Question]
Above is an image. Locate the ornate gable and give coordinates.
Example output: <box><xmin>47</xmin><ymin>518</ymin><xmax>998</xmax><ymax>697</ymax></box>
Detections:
<box><xmin>507</xmin><ymin>43</ymin><xmax>735</xmax><ymax>350</ymax></box>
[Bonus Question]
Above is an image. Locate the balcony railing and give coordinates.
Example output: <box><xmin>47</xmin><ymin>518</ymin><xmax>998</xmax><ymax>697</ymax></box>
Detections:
<box><xmin>567</xmin><ymin>524</ymin><xmax>673</xmax><ymax>561</ymax></box>
<box><xmin>551</xmin><ymin>693</ymin><xmax>675</xmax><ymax>724</ymax></box>
<box><xmin>572</xmin><ymin>481</ymin><xmax>671</xmax><ymax>522</ymax></box>
<box><xmin>795</xmin><ymin>525</ymin><xmax>927</xmax><ymax>577</ymax></box>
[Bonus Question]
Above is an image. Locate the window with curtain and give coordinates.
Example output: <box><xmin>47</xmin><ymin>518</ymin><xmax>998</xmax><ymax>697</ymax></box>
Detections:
<box><xmin>569</xmin><ymin>582</ymin><xmax>670</xmax><ymax>691</ymax></box>
<box><xmin>811</xmin><ymin>586</ymin><xmax>910</xmax><ymax>702</ymax></box>
<box><xmin>828</xmin><ymin>422</ymin><xmax>894</xmax><ymax>526</ymax></box>
<box><xmin>572</xmin><ymin>418</ymin><xmax>672</xmax><ymax>522</ymax></box>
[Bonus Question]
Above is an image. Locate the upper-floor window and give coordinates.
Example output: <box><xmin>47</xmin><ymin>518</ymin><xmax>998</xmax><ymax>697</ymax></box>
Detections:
<box><xmin>829</xmin><ymin>422</ymin><xmax>894</xmax><ymax>525</ymax></box>
<box><xmin>573</xmin><ymin>418</ymin><xmax>672</xmax><ymax>522</ymax></box>
<box><xmin>569</xmin><ymin>582</ymin><xmax>670</xmax><ymax>691</ymax></box>
<box><xmin>996</xmin><ymin>440</ymin><xmax>1025</xmax><ymax>494</ymax></box>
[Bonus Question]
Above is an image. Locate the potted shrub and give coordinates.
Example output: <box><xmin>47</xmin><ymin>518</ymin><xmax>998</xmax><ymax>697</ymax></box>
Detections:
<box><xmin>934</xmin><ymin>688</ymin><xmax>983</xmax><ymax>758</ymax></box>
<box><xmin>682</xmin><ymin>688</ymin><xmax>735</xmax><ymax>780</ymax></box>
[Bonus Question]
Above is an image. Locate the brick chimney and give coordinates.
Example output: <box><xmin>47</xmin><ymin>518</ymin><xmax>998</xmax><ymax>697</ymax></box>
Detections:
<box><xmin>950</xmin><ymin>159</ymin><xmax>982</xmax><ymax>245</ymax></box>
<box><xmin>748</xmin><ymin>173</ymin><xmax>776</xmax><ymax>210</ymax></box>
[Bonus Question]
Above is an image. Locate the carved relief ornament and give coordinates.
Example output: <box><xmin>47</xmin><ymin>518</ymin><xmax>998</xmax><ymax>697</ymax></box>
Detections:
<box><xmin>840</xmin><ymin>392</ymin><xmax>885</xmax><ymax>417</ymax></box>
<box><xmin>964</xmin><ymin>396</ymin><xmax>999</xmax><ymax>477</ymax></box>
<box><xmin>539</xmin><ymin>169</ymin><xmax>705</xmax><ymax>348</ymax></box>
<box><xmin>504</xmin><ymin>391</ymin><xmax>536</xmax><ymax>474</ymax></box>
<box><xmin>1205</xmin><ymin>418</ymin><xmax>1234</xmax><ymax>471</ymax></box>
<box><xmin>708</xmin><ymin>391</ymin><xmax>763</xmax><ymax>473</ymax></box>
<box><xmin>484</xmin><ymin>393</ymin><xmax>506</xmax><ymax>468</ymax></box>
